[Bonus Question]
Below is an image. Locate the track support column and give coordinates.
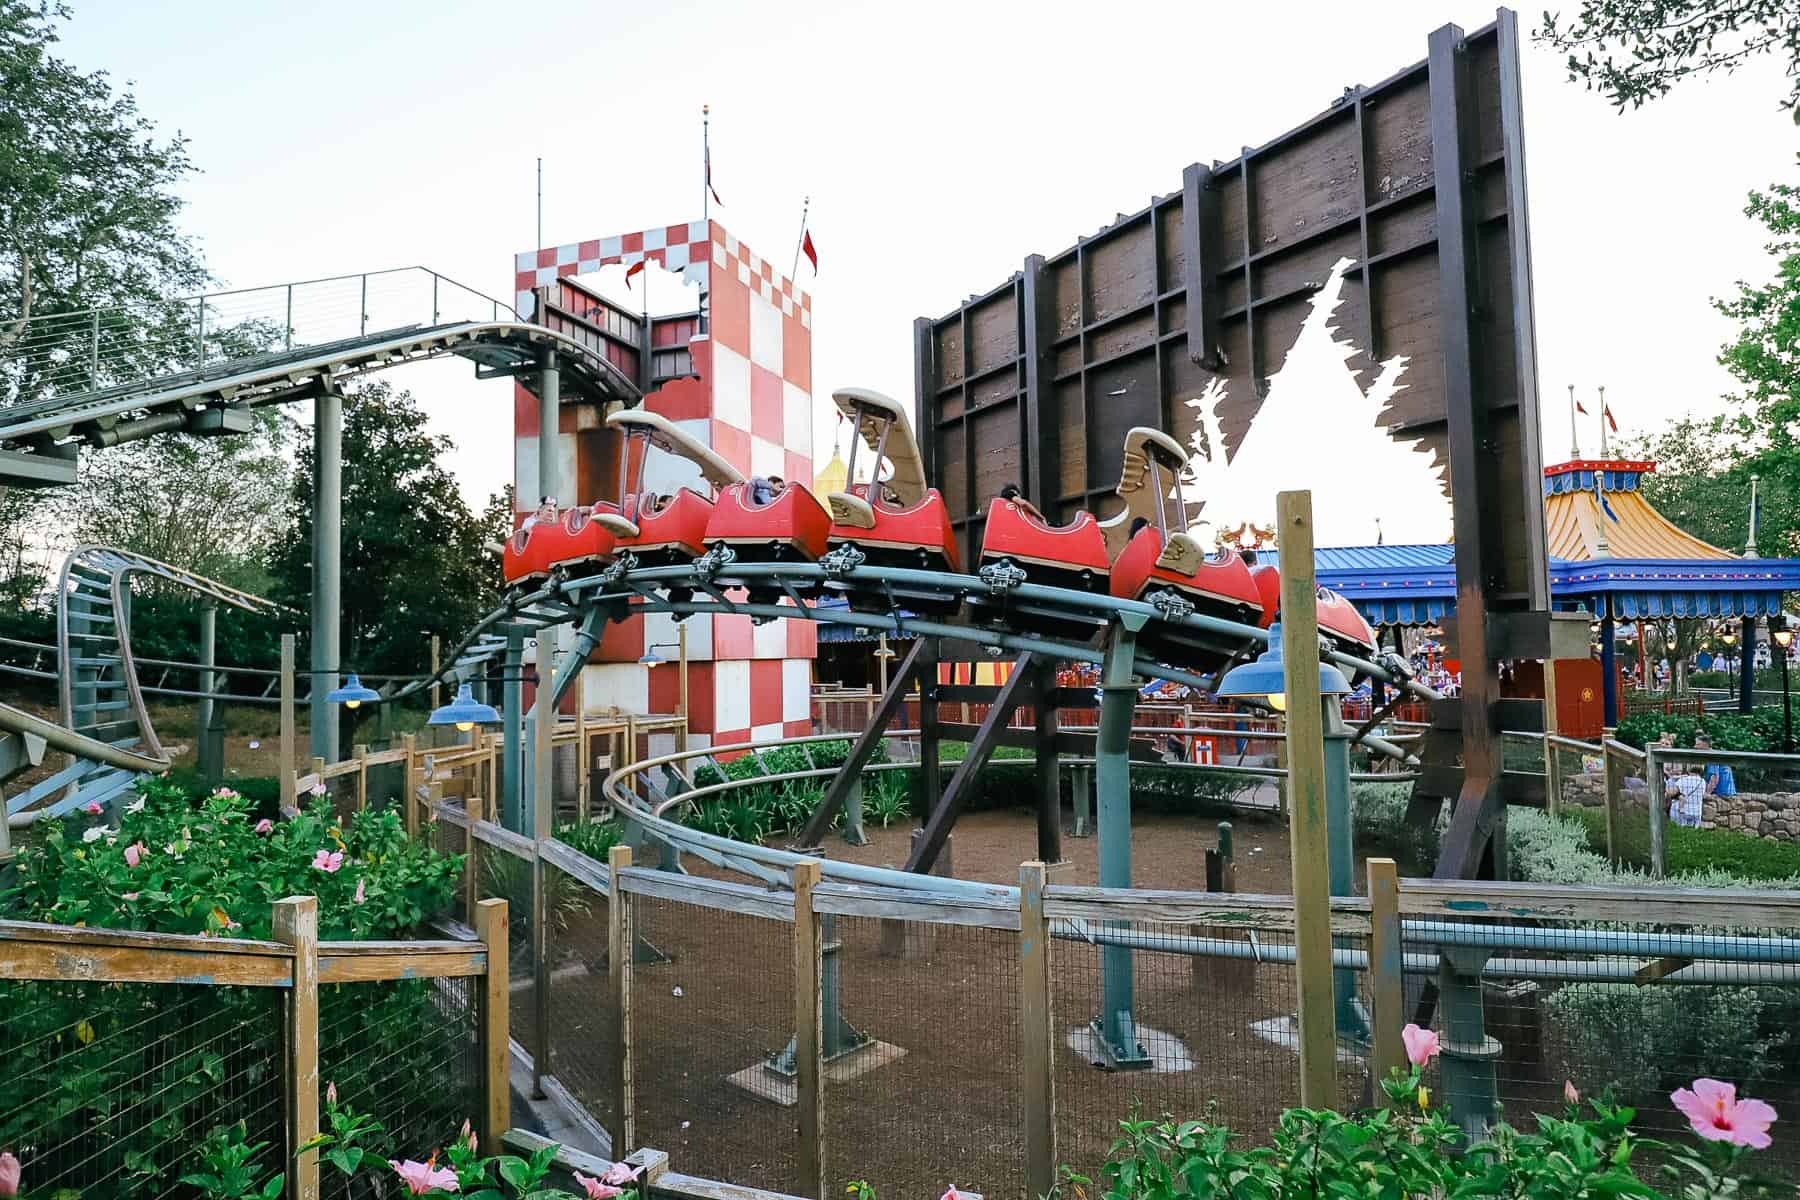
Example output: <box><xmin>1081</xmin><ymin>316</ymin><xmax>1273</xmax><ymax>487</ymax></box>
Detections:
<box><xmin>502</xmin><ymin>628</ymin><xmax>526</xmax><ymax>832</ymax></box>
<box><xmin>538</xmin><ymin>349</ymin><xmax>561</xmax><ymax>507</ymax></box>
<box><xmin>197</xmin><ymin>601</ymin><xmax>220</xmax><ymax>783</ymax></box>
<box><xmin>1323</xmin><ymin>700</ymin><xmax>1370</xmax><ymax>1043</ymax></box>
<box><xmin>1093</xmin><ymin>614</ymin><xmax>1150</xmax><ymax>1069</ymax></box>
<box><xmin>310</xmin><ymin>387</ymin><xmax>343</xmax><ymax>764</ymax></box>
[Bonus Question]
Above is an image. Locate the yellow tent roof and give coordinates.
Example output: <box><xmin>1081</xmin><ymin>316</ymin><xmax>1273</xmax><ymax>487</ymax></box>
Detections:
<box><xmin>1543</xmin><ymin>459</ymin><xmax>1737</xmax><ymax>561</ymax></box>
<box><xmin>814</xmin><ymin>443</ymin><xmax>849</xmax><ymax>497</ymax></box>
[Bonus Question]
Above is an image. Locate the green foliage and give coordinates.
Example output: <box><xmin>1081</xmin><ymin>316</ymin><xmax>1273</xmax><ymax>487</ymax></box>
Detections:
<box><xmin>268</xmin><ymin>381</ymin><xmax>514</xmax><ymax>678</ymax></box>
<box><xmin>0</xmin><ymin>774</ymin><xmax>471</xmax><ymax>1199</ymax></box>
<box><xmin>1062</xmin><ymin>1070</ymin><xmax>1698</xmax><ymax>1199</ymax></box>
<box><xmin>553</xmin><ymin>817</ymin><xmax>623</xmax><ymax>862</ymax></box>
<box><xmin>1537</xmin><ymin>0</ymin><xmax>1800</xmax><ymax>115</ymax></box>
<box><xmin>1615</xmin><ymin>706</ymin><xmax>1789</xmax><ymax>753</ymax></box>
<box><xmin>1567</xmin><ymin>804</ymin><xmax>1800</xmax><ymax>882</ymax></box>
<box><xmin>1545</xmin><ymin>982</ymin><xmax>1793</xmax><ymax>1103</ymax></box>
<box><xmin>178</xmin><ymin>1122</ymin><xmax>284</xmax><ymax>1200</ymax></box>
<box><xmin>2</xmin><ymin>775</ymin><xmax>459</xmax><ymax>939</ymax></box>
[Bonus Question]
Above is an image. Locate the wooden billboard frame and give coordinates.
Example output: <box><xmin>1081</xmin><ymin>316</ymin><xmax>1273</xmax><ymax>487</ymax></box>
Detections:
<box><xmin>912</xmin><ymin>9</ymin><xmax>1548</xmax><ymax>878</ymax></box>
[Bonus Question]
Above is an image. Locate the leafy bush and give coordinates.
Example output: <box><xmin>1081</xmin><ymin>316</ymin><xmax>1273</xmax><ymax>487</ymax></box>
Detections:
<box><xmin>1567</xmin><ymin>805</ymin><xmax>1800</xmax><ymax>882</ymax></box>
<box><xmin>1544</xmin><ymin>983</ymin><xmax>1793</xmax><ymax>1104</ymax></box>
<box><xmin>554</xmin><ymin>817</ymin><xmax>623</xmax><ymax>862</ymax></box>
<box><xmin>1062</xmin><ymin>1060</ymin><xmax>1783</xmax><ymax>1199</ymax></box>
<box><xmin>1615</xmin><ymin>706</ymin><xmax>1790</xmax><ymax>753</ymax></box>
<box><xmin>0</xmin><ymin>776</ymin><xmax>471</xmax><ymax>1199</ymax></box>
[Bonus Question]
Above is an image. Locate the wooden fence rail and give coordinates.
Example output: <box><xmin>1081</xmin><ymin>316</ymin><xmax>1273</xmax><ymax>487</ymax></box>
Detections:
<box><xmin>0</xmin><ymin>899</ymin><xmax>509</xmax><ymax>1200</ymax></box>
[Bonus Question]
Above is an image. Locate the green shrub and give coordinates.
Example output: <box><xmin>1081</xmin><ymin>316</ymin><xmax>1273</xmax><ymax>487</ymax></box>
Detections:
<box><xmin>1544</xmin><ymin>982</ymin><xmax>1794</xmax><ymax>1104</ymax></box>
<box><xmin>1615</xmin><ymin>706</ymin><xmax>1789</xmax><ymax>752</ymax></box>
<box><xmin>553</xmin><ymin>817</ymin><xmax>623</xmax><ymax>862</ymax></box>
<box><xmin>1565</xmin><ymin>806</ymin><xmax>1800</xmax><ymax>884</ymax></box>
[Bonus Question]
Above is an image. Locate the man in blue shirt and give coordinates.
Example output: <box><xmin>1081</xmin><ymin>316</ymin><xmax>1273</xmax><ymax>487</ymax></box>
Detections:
<box><xmin>1696</xmin><ymin>733</ymin><xmax>1736</xmax><ymax>799</ymax></box>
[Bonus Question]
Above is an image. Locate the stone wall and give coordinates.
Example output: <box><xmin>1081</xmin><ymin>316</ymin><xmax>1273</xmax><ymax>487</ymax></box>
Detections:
<box><xmin>1558</xmin><ymin>769</ymin><xmax>1800</xmax><ymax>842</ymax></box>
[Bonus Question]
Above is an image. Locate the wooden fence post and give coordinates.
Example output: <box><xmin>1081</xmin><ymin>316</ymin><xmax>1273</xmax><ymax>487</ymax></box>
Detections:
<box><xmin>532</xmin><ymin>839</ymin><xmax>551</xmax><ymax>1099</ymax></box>
<box><xmin>1019</xmin><ymin>862</ymin><xmax>1055</xmax><ymax>1199</ymax></box>
<box><xmin>465</xmin><ymin>797</ymin><xmax>484</xmax><ymax>923</ymax></box>
<box><xmin>274</xmin><ymin>896</ymin><xmax>319</xmax><ymax>1200</ymax></box>
<box><xmin>1646</xmin><ymin>745</ymin><xmax>1665</xmax><ymax>878</ymax></box>
<box><xmin>793</xmin><ymin>859</ymin><xmax>825</xmax><ymax>1200</ymax></box>
<box><xmin>279</xmin><ymin>635</ymin><xmax>297</xmax><ymax>814</ymax></box>
<box><xmin>353</xmin><ymin>743</ymin><xmax>369</xmax><ymax>812</ymax></box>
<box><xmin>1366</xmin><ymin>858</ymin><xmax>1405</xmax><ymax>1104</ymax></box>
<box><xmin>475</xmin><ymin>897</ymin><xmax>511</xmax><ymax>1152</ymax></box>
<box><xmin>401</xmin><ymin>733</ymin><xmax>419</xmax><ymax>835</ymax></box>
<box><xmin>607</xmin><ymin>845</ymin><xmax>635</xmax><ymax>1154</ymax></box>
<box><xmin>1602</xmin><ymin>745</ymin><xmax>1622</xmax><ymax>866</ymax></box>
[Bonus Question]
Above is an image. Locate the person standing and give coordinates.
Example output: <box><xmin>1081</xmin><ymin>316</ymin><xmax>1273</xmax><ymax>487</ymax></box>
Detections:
<box><xmin>1696</xmin><ymin>732</ymin><xmax>1737</xmax><ymax>801</ymax></box>
<box><xmin>1668</xmin><ymin>764</ymin><xmax>1707</xmax><ymax>828</ymax></box>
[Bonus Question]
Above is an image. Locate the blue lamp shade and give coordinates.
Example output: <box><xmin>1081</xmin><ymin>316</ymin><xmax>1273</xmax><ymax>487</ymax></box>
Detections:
<box><xmin>637</xmin><ymin>651</ymin><xmax>665</xmax><ymax>666</ymax></box>
<box><xmin>429</xmin><ymin>683</ymin><xmax>501</xmax><ymax>731</ymax></box>
<box><xmin>1216</xmin><ymin>623</ymin><xmax>1351</xmax><ymax>713</ymax></box>
<box><xmin>324</xmin><ymin>672</ymin><xmax>381</xmax><ymax>708</ymax></box>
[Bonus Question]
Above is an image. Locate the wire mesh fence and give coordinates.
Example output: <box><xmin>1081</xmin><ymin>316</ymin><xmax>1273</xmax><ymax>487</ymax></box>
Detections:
<box><xmin>0</xmin><ymin>979</ymin><xmax>285</xmax><ymax>1199</ymax></box>
<box><xmin>1050</xmin><ymin>921</ymin><xmax>1313</xmax><ymax>1180</ymax></box>
<box><xmin>1450</xmin><ymin>914</ymin><xmax>1800</xmax><ymax>1185</ymax></box>
<box><xmin>477</xmin><ymin>837</ymin><xmax>540</xmax><ymax>1056</ymax></box>
<box><xmin>542</xmin><ymin>858</ymin><xmax>617</xmax><ymax>1139</ymax></box>
<box><xmin>317</xmin><ymin>974</ymin><xmax>484</xmax><ymax>1195</ymax></box>
<box><xmin>823</xmin><ymin>914</ymin><xmax>1024</xmax><ymax>1199</ymax></box>
<box><xmin>627</xmin><ymin>892</ymin><xmax>799</xmax><ymax>1196</ymax></box>
<box><xmin>432</xmin><ymin>805</ymin><xmax>472</xmax><ymax>927</ymax></box>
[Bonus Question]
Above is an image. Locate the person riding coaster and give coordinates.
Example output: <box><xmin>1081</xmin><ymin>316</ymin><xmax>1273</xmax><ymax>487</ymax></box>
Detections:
<box><xmin>598</xmin><ymin>409</ymin><xmax>743</xmax><ymax>566</ymax></box>
<box><xmin>822</xmin><ymin>386</ymin><xmax>961</xmax><ymax>614</ymax></box>
<box><xmin>1099</xmin><ymin>427</ymin><xmax>1266</xmax><ymax>671</ymax></box>
<box><xmin>502</xmin><ymin>495</ymin><xmax>618</xmax><ymax>596</ymax></box>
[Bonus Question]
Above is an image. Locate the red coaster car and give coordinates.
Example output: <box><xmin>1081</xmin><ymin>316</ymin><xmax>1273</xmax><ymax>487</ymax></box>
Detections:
<box><xmin>707</xmin><ymin>480</ymin><xmax>833</xmax><ymax>563</ymax></box>
<box><xmin>978</xmin><ymin>498</ymin><xmax>1110</xmax><ymax>594</ymax></box>
<box><xmin>599</xmin><ymin>410</ymin><xmax>744</xmax><ymax>565</ymax></box>
<box><xmin>503</xmin><ymin>504</ymin><xmax>616</xmax><ymax>593</ymax></box>
<box><xmin>824</xmin><ymin>387</ymin><xmax>961</xmax><ymax>614</ymax></box>
<box><xmin>1248</xmin><ymin>564</ymin><xmax>1379</xmax><ymax>657</ymax></box>
<box><xmin>1111</xmin><ymin>528</ymin><xmax>1260</xmax><ymax>619</ymax></box>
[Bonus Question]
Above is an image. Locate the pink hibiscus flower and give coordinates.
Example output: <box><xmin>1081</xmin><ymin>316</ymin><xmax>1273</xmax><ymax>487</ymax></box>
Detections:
<box><xmin>83</xmin><ymin>801</ymin><xmax>102</xmax><ymax>815</ymax></box>
<box><xmin>0</xmin><ymin>1150</ymin><xmax>20</xmax><ymax>1198</ymax></box>
<box><xmin>122</xmin><ymin>841</ymin><xmax>147</xmax><ymax>868</ymax></box>
<box><xmin>574</xmin><ymin>1173</ymin><xmax>624</xmax><ymax>1199</ymax></box>
<box><xmin>1671</xmin><ymin>1078</ymin><xmax>1777</xmax><ymax>1149</ymax></box>
<box><xmin>389</xmin><ymin>1159</ymin><xmax>459</xmax><ymax>1194</ymax></box>
<box><xmin>1401</xmin><ymin>1023</ymin><xmax>1440</xmax><ymax>1067</ymax></box>
<box><xmin>312</xmin><ymin>849</ymin><xmax>343</xmax><ymax>873</ymax></box>
<box><xmin>254</xmin><ymin>818</ymin><xmax>274</xmax><ymax>834</ymax></box>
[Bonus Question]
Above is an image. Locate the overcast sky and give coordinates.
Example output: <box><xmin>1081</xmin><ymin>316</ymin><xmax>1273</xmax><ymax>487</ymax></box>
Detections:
<box><xmin>57</xmin><ymin>0</ymin><xmax>1796</xmax><ymax>542</ymax></box>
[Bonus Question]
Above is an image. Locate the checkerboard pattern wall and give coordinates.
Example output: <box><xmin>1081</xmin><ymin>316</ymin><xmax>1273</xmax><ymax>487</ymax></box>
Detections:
<box><xmin>512</xmin><ymin>220</ymin><xmax>817</xmax><ymax>748</ymax></box>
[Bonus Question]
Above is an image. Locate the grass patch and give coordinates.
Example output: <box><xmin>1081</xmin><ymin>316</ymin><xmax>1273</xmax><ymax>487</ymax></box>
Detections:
<box><xmin>1568</xmin><ymin>804</ymin><xmax>1800</xmax><ymax>881</ymax></box>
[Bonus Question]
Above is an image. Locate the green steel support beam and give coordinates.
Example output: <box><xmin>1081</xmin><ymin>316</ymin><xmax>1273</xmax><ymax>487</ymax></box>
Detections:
<box><xmin>1094</xmin><ymin>617</ymin><xmax>1150</xmax><ymax>1069</ymax></box>
<box><xmin>1438</xmin><ymin>947</ymin><xmax>1500</xmax><ymax>1139</ymax></box>
<box><xmin>310</xmin><ymin>387</ymin><xmax>342</xmax><ymax>764</ymax></box>
<box><xmin>1323</xmin><ymin>701</ymin><xmax>1370</xmax><ymax>1043</ymax></box>
<box><xmin>501</xmin><ymin>629</ymin><xmax>525</xmax><ymax>832</ymax></box>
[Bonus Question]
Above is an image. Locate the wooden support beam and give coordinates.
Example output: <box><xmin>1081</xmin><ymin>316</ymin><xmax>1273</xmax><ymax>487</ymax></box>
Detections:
<box><xmin>793</xmin><ymin>860</ymin><xmax>825</xmax><ymax>1200</ymax></box>
<box><xmin>1277</xmin><ymin>491</ymin><xmax>1336</xmax><ymax>1107</ymax></box>
<box><xmin>475</xmin><ymin>897</ymin><xmax>511</xmax><ymax>1151</ymax></box>
<box><xmin>1366</xmin><ymin>857</ymin><xmax>1405</xmax><ymax>1103</ymax></box>
<box><xmin>274</xmin><ymin>896</ymin><xmax>319</xmax><ymax>1200</ymax></box>
<box><xmin>1018</xmin><ymin>861</ymin><xmax>1056</xmax><ymax>1198</ymax></box>
<box><xmin>1603</xmin><ymin>744</ymin><xmax>1623</xmax><ymax>865</ymax></box>
<box><xmin>607</xmin><ymin>845</ymin><xmax>635</xmax><ymax>1153</ymax></box>
<box><xmin>905</xmin><ymin>653</ymin><xmax>1037</xmax><ymax>875</ymax></box>
<box><xmin>794</xmin><ymin>638</ymin><xmax>928</xmax><ymax>847</ymax></box>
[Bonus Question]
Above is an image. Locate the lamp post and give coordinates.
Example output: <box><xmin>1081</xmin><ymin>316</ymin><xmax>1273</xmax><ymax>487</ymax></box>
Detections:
<box><xmin>1722</xmin><ymin>627</ymin><xmax>1739</xmax><ymax>702</ymax></box>
<box><xmin>639</xmin><ymin>634</ymin><xmax>690</xmax><ymax>723</ymax></box>
<box><xmin>1774</xmin><ymin>618</ymin><xmax>1794</xmax><ymax>753</ymax></box>
<box><xmin>323</xmin><ymin>673</ymin><xmax>381</xmax><ymax>755</ymax></box>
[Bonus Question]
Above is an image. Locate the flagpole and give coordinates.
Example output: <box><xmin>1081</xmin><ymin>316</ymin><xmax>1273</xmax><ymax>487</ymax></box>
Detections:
<box><xmin>1598</xmin><ymin>384</ymin><xmax>1609</xmax><ymax>458</ymax></box>
<box><xmin>790</xmin><ymin>196</ymin><xmax>810</xmax><ymax>280</ymax></box>
<box><xmin>702</xmin><ymin>105</ymin><xmax>711</xmax><ymax>222</ymax></box>
<box><xmin>1568</xmin><ymin>384</ymin><xmax>1579</xmax><ymax>459</ymax></box>
<box><xmin>536</xmin><ymin>157</ymin><xmax>543</xmax><ymax>251</ymax></box>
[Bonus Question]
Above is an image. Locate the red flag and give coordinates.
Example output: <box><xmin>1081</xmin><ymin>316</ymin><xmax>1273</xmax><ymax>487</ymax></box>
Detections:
<box><xmin>1604</xmin><ymin>404</ymin><xmax>1618</xmax><ymax>433</ymax></box>
<box><xmin>801</xmin><ymin>229</ymin><xmax>818</xmax><ymax>273</ymax></box>
<box><xmin>624</xmin><ymin>260</ymin><xmax>647</xmax><ymax>288</ymax></box>
<box><xmin>1575</xmin><ymin>398</ymin><xmax>1589</xmax><ymax>415</ymax></box>
<box><xmin>705</xmin><ymin>144</ymin><xmax>722</xmax><ymax>206</ymax></box>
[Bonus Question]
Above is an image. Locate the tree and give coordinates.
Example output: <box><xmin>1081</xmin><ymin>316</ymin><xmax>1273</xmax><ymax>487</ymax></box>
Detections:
<box><xmin>269</xmin><ymin>382</ymin><xmax>506</xmax><ymax>679</ymax></box>
<box><xmin>52</xmin><ymin>413</ymin><xmax>294</xmax><ymax>594</ymax></box>
<box><xmin>0</xmin><ymin>1</ymin><xmax>208</xmax><ymax>402</ymax></box>
<box><xmin>1714</xmin><ymin>181</ymin><xmax>1800</xmax><ymax>559</ymax></box>
<box><xmin>1617</xmin><ymin>416</ymin><xmax>1776</xmax><ymax>553</ymax></box>
<box><xmin>1539</xmin><ymin>0</ymin><xmax>1800</xmax><ymax>115</ymax></box>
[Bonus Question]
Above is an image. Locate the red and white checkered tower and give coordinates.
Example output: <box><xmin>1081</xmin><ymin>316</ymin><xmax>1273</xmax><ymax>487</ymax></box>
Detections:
<box><xmin>511</xmin><ymin>221</ymin><xmax>816</xmax><ymax>752</ymax></box>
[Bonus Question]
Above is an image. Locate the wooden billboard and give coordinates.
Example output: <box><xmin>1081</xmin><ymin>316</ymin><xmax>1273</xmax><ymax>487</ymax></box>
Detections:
<box><xmin>914</xmin><ymin>10</ymin><xmax>1545</xmax><ymax>612</ymax></box>
<box><xmin>914</xmin><ymin>9</ymin><xmax>1548</xmax><ymax>878</ymax></box>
